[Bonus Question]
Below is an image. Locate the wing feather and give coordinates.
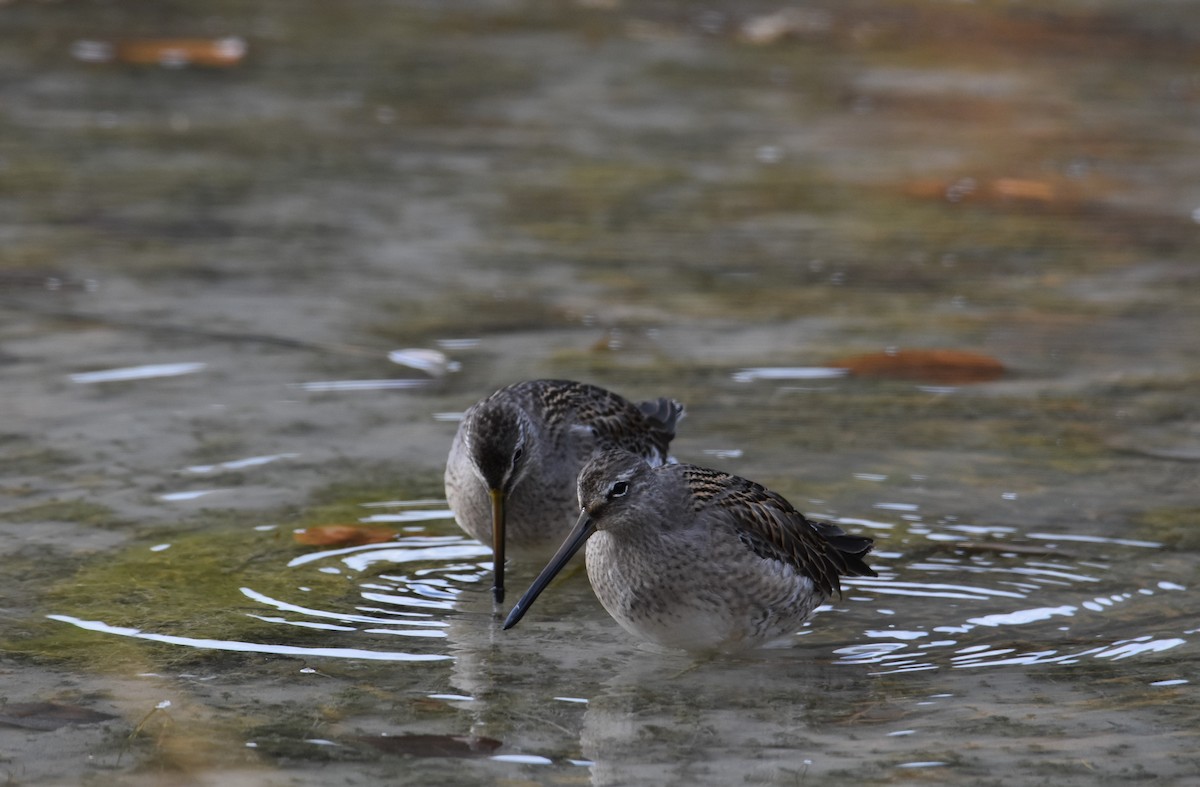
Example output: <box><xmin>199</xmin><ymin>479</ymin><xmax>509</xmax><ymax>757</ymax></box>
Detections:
<box><xmin>520</xmin><ymin>380</ymin><xmax>682</xmax><ymax>463</ymax></box>
<box><xmin>681</xmin><ymin>464</ymin><xmax>877</xmax><ymax>596</ymax></box>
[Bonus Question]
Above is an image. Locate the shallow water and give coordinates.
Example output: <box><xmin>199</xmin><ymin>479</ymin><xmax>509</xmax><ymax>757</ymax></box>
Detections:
<box><xmin>2</xmin><ymin>1</ymin><xmax>1199</xmax><ymax>784</ymax></box>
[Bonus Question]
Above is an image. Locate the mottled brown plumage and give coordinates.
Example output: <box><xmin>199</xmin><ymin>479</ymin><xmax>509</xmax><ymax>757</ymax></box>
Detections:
<box><xmin>505</xmin><ymin>449</ymin><xmax>876</xmax><ymax>651</ymax></box>
<box><xmin>445</xmin><ymin>381</ymin><xmax>683</xmax><ymax>603</ymax></box>
<box><xmin>678</xmin><ymin>464</ymin><xmax>871</xmax><ymax>599</ymax></box>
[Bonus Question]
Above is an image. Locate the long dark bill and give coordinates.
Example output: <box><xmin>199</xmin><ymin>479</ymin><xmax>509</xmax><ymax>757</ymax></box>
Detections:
<box><xmin>503</xmin><ymin>509</ymin><xmax>596</xmax><ymax>630</ymax></box>
<box><xmin>489</xmin><ymin>489</ymin><xmax>506</xmax><ymax>604</ymax></box>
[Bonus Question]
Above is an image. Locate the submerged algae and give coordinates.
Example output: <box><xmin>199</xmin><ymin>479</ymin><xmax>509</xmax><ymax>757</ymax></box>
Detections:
<box><xmin>5</xmin><ymin>499</ymin><xmax>129</xmax><ymax>529</ymax></box>
<box><xmin>4</xmin><ymin>468</ymin><xmax>445</xmax><ymax>671</ymax></box>
<box><xmin>1133</xmin><ymin>507</ymin><xmax>1200</xmax><ymax>551</ymax></box>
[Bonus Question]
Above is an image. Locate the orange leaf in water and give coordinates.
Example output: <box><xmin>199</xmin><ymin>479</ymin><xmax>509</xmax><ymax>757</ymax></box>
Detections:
<box><xmin>117</xmin><ymin>37</ymin><xmax>247</xmax><ymax>67</ymax></box>
<box><xmin>831</xmin><ymin>349</ymin><xmax>1005</xmax><ymax>384</ymax></box>
<box><xmin>294</xmin><ymin>525</ymin><xmax>395</xmax><ymax>547</ymax></box>
<box><xmin>990</xmin><ymin>177</ymin><xmax>1056</xmax><ymax>203</ymax></box>
<box><xmin>899</xmin><ymin>174</ymin><xmax>1112</xmax><ymax>211</ymax></box>
<box><xmin>72</xmin><ymin>37</ymin><xmax>248</xmax><ymax>68</ymax></box>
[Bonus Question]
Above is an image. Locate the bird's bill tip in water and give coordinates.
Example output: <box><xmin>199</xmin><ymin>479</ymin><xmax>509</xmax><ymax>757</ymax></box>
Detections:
<box><xmin>489</xmin><ymin>488</ymin><xmax>506</xmax><ymax>604</ymax></box>
<box><xmin>503</xmin><ymin>509</ymin><xmax>596</xmax><ymax>631</ymax></box>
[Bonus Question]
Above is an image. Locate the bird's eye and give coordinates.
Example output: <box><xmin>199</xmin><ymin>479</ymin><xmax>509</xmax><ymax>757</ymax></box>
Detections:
<box><xmin>512</xmin><ymin>447</ymin><xmax>524</xmax><ymax>464</ymax></box>
<box><xmin>608</xmin><ymin>481</ymin><xmax>630</xmax><ymax>499</ymax></box>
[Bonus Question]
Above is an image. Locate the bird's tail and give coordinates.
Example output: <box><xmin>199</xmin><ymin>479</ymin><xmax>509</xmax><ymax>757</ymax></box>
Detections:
<box><xmin>638</xmin><ymin>397</ymin><xmax>685</xmax><ymax>437</ymax></box>
<box><xmin>812</xmin><ymin>520</ymin><xmax>878</xmax><ymax>578</ymax></box>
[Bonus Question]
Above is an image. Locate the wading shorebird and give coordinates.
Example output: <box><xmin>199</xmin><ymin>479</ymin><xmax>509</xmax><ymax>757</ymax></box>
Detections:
<box><xmin>445</xmin><ymin>380</ymin><xmax>683</xmax><ymax>603</ymax></box>
<box><xmin>504</xmin><ymin>449</ymin><xmax>876</xmax><ymax>652</ymax></box>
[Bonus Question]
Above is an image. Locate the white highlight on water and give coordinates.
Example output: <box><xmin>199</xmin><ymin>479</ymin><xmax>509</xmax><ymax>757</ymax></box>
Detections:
<box><xmin>490</xmin><ymin>754</ymin><xmax>554</xmax><ymax>765</ymax></box>
<box><xmin>732</xmin><ymin>366</ymin><xmax>848</xmax><ymax>382</ymax></box>
<box><xmin>186</xmin><ymin>453</ymin><xmax>301</xmax><ymax>473</ymax></box>
<box><xmin>47</xmin><ymin>614</ymin><xmax>452</xmax><ymax>662</ymax></box>
<box><xmin>70</xmin><ymin>362</ymin><xmax>207</xmax><ymax>384</ymax></box>
<box><xmin>292</xmin><ymin>379</ymin><xmax>430</xmax><ymax>392</ymax></box>
<box><xmin>158</xmin><ymin>489</ymin><xmax>226</xmax><ymax>502</ymax></box>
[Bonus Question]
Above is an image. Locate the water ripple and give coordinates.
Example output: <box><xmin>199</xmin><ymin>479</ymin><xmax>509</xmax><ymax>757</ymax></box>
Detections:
<box><xmin>46</xmin><ymin>614</ymin><xmax>451</xmax><ymax>662</ymax></box>
<box><xmin>834</xmin><ymin>529</ymin><xmax>1190</xmax><ymax>675</ymax></box>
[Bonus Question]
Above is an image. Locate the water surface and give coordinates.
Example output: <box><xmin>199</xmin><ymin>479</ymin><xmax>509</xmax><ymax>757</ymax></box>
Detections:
<box><xmin>2</xmin><ymin>1</ymin><xmax>1197</xmax><ymax>784</ymax></box>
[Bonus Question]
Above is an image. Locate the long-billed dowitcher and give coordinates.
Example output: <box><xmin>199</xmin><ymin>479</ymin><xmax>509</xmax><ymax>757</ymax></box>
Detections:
<box><xmin>503</xmin><ymin>449</ymin><xmax>876</xmax><ymax>651</ymax></box>
<box><xmin>445</xmin><ymin>381</ymin><xmax>683</xmax><ymax>603</ymax></box>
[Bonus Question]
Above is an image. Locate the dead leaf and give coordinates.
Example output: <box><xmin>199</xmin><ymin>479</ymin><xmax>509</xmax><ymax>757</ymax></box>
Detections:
<box><xmin>72</xmin><ymin>37</ymin><xmax>247</xmax><ymax>68</ymax></box>
<box><xmin>991</xmin><ymin>177</ymin><xmax>1056</xmax><ymax>202</ymax></box>
<box><xmin>831</xmin><ymin>349</ymin><xmax>1005</xmax><ymax>384</ymax></box>
<box><xmin>900</xmin><ymin>175</ymin><xmax>1108</xmax><ymax>210</ymax></box>
<box><xmin>293</xmin><ymin>525</ymin><xmax>395</xmax><ymax>547</ymax></box>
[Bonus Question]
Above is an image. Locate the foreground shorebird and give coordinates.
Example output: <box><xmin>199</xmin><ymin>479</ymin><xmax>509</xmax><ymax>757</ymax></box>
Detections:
<box><xmin>445</xmin><ymin>380</ymin><xmax>683</xmax><ymax>603</ymax></box>
<box><xmin>504</xmin><ymin>449</ymin><xmax>877</xmax><ymax>652</ymax></box>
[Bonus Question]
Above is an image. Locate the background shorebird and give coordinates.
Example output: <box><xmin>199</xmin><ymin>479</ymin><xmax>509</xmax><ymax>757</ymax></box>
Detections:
<box><xmin>445</xmin><ymin>380</ymin><xmax>683</xmax><ymax>603</ymax></box>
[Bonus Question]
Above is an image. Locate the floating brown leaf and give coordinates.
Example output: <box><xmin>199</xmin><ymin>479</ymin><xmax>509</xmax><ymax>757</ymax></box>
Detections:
<box><xmin>72</xmin><ymin>37</ymin><xmax>247</xmax><ymax>68</ymax></box>
<box><xmin>354</xmin><ymin>733</ymin><xmax>502</xmax><ymax>758</ymax></box>
<box><xmin>120</xmin><ymin>37</ymin><xmax>246</xmax><ymax>67</ymax></box>
<box><xmin>293</xmin><ymin>525</ymin><xmax>395</xmax><ymax>547</ymax></box>
<box><xmin>831</xmin><ymin>349</ymin><xmax>1005</xmax><ymax>384</ymax></box>
<box><xmin>0</xmin><ymin>702</ymin><xmax>118</xmax><ymax>731</ymax></box>
<box><xmin>991</xmin><ymin>177</ymin><xmax>1056</xmax><ymax>202</ymax></box>
<box><xmin>900</xmin><ymin>175</ymin><xmax>1106</xmax><ymax>211</ymax></box>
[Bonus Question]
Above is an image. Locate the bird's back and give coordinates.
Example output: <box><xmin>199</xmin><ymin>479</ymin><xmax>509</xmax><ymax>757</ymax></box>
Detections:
<box><xmin>520</xmin><ymin>379</ymin><xmax>682</xmax><ymax>465</ymax></box>
<box><xmin>581</xmin><ymin>457</ymin><xmax>876</xmax><ymax>651</ymax></box>
<box><xmin>676</xmin><ymin>462</ymin><xmax>877</xmax><ymax>596</ymax></box>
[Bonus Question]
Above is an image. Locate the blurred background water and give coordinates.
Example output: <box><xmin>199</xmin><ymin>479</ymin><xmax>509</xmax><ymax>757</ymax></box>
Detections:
<box><xmin>1</xmin><ymin>1</ymin><xmax>1197</xmax><ymax>784</ymax></box>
